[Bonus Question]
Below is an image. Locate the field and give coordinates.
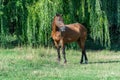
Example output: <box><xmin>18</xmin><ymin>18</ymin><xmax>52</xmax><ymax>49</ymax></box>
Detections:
<box><xmin>0</xmin><ymin>47</ymin><xmax>120</xmax><ymax>80</ymax></box>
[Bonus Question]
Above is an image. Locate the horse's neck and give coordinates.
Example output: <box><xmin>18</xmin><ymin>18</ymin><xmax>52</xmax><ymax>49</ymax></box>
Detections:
<box><xmin>52</xmin><ymin>21</ymin><xmax>58</xmax><ymax>33</ymax></box>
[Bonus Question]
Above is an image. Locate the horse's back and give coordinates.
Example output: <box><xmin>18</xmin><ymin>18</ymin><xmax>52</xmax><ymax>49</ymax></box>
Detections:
<box><xmin>61</xmin><ymin>23</ymin><xmax>87</xmax><ymax>43</ymax></box>
<box><xmin>66</xmin><ymin>23</ymin><xmax>87</xmax><ymax>33</ymax></box>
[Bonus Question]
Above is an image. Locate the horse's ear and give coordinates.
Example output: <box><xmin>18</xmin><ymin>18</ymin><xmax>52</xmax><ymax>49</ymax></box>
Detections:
<box><xmin>56</xmin><ymin>13</ymin><xmax>60</xmax><ymax>16</ymax></box>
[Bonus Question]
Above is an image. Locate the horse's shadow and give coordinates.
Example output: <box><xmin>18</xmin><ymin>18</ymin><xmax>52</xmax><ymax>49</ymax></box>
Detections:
<box><xmin>88</xmin><ymin>60</ymin><xmax>120</xmax><ymax>64</ymax></box>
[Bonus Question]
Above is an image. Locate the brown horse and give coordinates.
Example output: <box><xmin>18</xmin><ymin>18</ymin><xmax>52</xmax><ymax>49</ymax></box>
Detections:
<box><xmin>51</xmin><ymin>13</ymin><xmax>88</xmax><ymax>64</ymax></box>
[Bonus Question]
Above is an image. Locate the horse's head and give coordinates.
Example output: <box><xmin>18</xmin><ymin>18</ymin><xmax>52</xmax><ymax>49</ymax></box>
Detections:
<box><xmin>54</xmin><ymin>13</ymin><xmax>64</xmax><ymax>27</ymax></box>
<box><xmin>52</xmin><ymin>13</ymin><xmax>65</xmax><ymax>32</ymax></box>
<box><xmin>54</xmin><ymin>13</ymin><xmax>64</xmax><ymax>23</ymax></box>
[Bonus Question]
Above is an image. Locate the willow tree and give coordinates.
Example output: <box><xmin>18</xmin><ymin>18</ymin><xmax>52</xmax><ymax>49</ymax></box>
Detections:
<box><xmin>89</xmin><ymin>0</ymin><xmax>110</xmax><ymax>48</ymax></box>
<box><xmin>1</xmin><ymin>0</ymin><xmax>118</xmax><ymax>49</ymax></box>
<box><xmin>117</xmin><ymin>0</ymin><xmax>120</xmax><ymax>44</ymax></box>
<box><xmin>0</xmin><ymin>0</ymin><xmax>14</xmax><ymax>47</ymax></box>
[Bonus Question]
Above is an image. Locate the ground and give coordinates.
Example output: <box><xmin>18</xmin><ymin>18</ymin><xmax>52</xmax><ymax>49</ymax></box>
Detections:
<box><xmin>0</xmin><ymin>47</ymin><xmax>120</xmax><ymax>80</ymax></box>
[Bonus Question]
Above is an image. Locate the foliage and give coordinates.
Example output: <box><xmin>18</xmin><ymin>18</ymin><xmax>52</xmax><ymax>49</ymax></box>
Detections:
<box><xmin>89</xmin><ymin>0</ymin><xmax>110</xmax><ymax>48</ymax></box>
<box><xmin>0</xmin><ymin>0</ymin><xmax>119</xmax><ymax>49</ymax></box>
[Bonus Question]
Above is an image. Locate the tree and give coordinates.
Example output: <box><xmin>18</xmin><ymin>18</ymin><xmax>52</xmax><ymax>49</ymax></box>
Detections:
<box><xmin>0</xmin><ymin>0</ymin><xmax>119</xmax><ymax>49</ymax></box>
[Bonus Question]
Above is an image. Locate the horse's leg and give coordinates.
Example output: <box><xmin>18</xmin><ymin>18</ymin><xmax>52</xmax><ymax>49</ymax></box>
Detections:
<box><xmin>54</xmin><ymin>41</ymin><xmax>61</xmax><ymax>62</ymax></box>
<box><xmin>57</xmin><ymin>46</ymin><xmax>61</xmax><ymax>62</ymax></box>
<box><xmin>82</xmin><ymin>48</ymin><xmax>88</xmax><ymax>64</ymax></box>
<box><xmin>62</xmin><ymin>45</ymin><xmax>67</xmax><ymax>63</ymax></box>
<box><xmin>77</xmin><ymin>38</ymin><xmax>88</xmax><ymax>64</ymax></box>
<box><xmin>61</xmin><ymin>40</ymin><xmax>67</xmax><ymax>63</ymax></box>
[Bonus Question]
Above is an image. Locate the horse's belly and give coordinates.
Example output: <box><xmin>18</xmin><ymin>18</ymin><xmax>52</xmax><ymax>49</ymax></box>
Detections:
<box><xmin>63</xmin><ymin>36</ymin><xmax>79</xmax><ymax>43</ymax></box>
<box><xmin>62</xmin><ymin>30</ymin><xmax>80</xmax><ymax>43</ymax></box>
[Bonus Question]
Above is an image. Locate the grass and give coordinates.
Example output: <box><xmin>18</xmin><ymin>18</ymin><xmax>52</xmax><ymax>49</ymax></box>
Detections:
<box><xmin>0</xmin><ymin>47</ymin><xmax>120</xmax><ymax>80</ymax></box>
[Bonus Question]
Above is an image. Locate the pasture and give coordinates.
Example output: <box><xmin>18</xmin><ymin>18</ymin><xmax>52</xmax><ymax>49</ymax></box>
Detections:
<box><xmin>0</xmin><ymin>47</ymin><xmax>120</xmax><ymax>80</ymax></box>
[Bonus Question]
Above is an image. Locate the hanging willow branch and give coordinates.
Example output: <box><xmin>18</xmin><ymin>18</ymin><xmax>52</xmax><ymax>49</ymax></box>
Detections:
<box><xmin>89</xmin><ymin>0</ymin><xmax>111</xmax><ymax>48</ymax></box>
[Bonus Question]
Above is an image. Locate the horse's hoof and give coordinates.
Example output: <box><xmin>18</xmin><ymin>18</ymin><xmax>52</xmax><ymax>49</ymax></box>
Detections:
<box><xmin>80</xmin><ymin>61</ymin><xmax>83</xmax><ymax>64</ymax></box>
<box><xmin>85</xmin><ymin>61</ymin><xmax>88</xmax><ymax>64</ymax></box>
<box><xmin>56</xmin><ymin>58</ymin><xmax>61</xmax><ymax>63</ymax></box>
<box><xmin>80</xmin><ymin>62</ymin><xmax>83</xmax><ymax>64</ymax></box>
<box><xmin>80</xmin><ymin>61</ymin><xmax>88</xmax><ymax>64</ymax></box>
<box><xmin>85</xmin><ymin>60</ymin><xmax>88</xmax><ymax>64</ymax></box>
<box><xmin>64</xmin><ymin>61</ymin><xmax>67</xmax><ymax>64</ymax></box>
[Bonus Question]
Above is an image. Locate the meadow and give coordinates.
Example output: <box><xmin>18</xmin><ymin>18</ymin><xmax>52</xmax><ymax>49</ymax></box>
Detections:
<box><xmin>0</xmin><ymin>47</ymin><xmax>120</xmax><ymax>80</ymax></box>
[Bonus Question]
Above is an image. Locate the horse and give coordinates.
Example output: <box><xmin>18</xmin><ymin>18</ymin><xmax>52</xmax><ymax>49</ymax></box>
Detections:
<box><xmin>51</xmin><ymin>13</ymin><xmax>88</xmax><ymax>64</ymax></box>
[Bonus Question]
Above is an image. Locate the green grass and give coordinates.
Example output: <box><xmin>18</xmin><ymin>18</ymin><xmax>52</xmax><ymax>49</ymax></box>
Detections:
<box><xmin>0</xmin><ymin>47</ymin><xmax>120</xmax><ymax>80</ymax></box>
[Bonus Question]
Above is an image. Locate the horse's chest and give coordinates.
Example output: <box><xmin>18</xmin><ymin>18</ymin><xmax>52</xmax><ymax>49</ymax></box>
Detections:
<box><xmin>52</xmin><ymin>32</ymin><xmax>61</xmax><ymax>41</ymax></box>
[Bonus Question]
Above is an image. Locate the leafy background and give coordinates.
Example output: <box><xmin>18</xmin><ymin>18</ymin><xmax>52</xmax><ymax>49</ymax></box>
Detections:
<box><xmin>0</xmin><ymin>0</ymin><xmax>120</xmax><ymax>49</ymax></box>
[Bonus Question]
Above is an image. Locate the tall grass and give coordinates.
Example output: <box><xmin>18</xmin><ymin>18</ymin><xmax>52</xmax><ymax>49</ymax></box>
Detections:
<box><xmin>0</xmin><ymin>47</ymin><xmax>120</xmax><ymax>80</ymax></box>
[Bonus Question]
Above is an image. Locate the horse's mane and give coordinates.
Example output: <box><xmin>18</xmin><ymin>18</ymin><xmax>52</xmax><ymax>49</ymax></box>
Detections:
<box><xmin>52</xmin><ymin>17</ymin><xmax>57</xmax><ymax>32</ymax></box>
